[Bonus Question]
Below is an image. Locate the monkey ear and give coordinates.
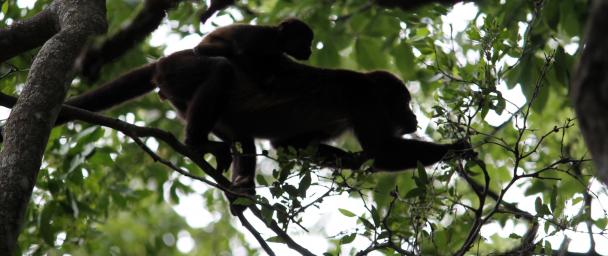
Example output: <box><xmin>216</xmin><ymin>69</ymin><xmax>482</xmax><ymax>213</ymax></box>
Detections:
<box><xmin>277</xmin><ymin>18</ymin><xmax>302</xmax><ymax>32</ymax></box>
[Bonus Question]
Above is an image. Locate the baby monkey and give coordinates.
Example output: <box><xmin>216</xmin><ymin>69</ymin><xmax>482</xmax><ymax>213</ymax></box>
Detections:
<box><xmin>194</xmin><ymin>18</ymin><xmax>313</xmax><ymax>87</ymax></box>
<box><xmin>158</xmin><ymin>18</ymin><xmax>313</xmax><ymax>101</ymax></box>
<box><xmin>194</xmin><ymin>18</ymin><xmax>313</xmax><ymax>61</ymax></box>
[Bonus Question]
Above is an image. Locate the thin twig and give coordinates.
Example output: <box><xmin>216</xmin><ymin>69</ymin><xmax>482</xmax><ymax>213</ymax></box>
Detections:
<box><xmin>237</xmin><ymin>213</ymin><xmax>276</xmax><ymax>256</ymax></box>
<box><xmin>248</xmin><ymin>206</ymin><xmax>315</xmax><ymax>256</ymax></box>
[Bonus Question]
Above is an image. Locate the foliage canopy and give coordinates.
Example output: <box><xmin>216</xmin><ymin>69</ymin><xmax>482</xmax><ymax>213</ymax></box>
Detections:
<box><xmin>0</xmin><ymin>0</ymin><xmax>599</xmax><ymax>255</ymax></box>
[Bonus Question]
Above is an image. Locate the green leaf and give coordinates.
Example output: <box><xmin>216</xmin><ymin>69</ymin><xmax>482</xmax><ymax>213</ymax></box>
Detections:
<box><xmin>467</xmin><ymin>27</ymin><xmax>481</xmax><ymax>41</ymax></box>
<box><xmin>358</xmin><ymin>216</ymin><xmax>374</xmax><ymax>230</ymax></box>
<box><xmin>534</xmin><ymin>197</ymin><xmax>542</xmax><ymax>215</ymax></box>
<box><xmin>509</xmin><ymin>233</ymin><xmax>522</xmax><ymax>239</ymax></box>
<box><xmin>299</xmin><ymin>172</ymin><xmax>311</xmax><ymax>197</ymax></box>
<box><xmin>416</xmin><ymin>162</ymin><xmax>428</xmax><ymax>185</ymax></box>
<box><xmin>340</xmin><ymin>233</ymin><xmax>356</xmax><ymax>244</ymax></box>
<box><xmin>544</xmin><ymin>240</ymin><xmax>552</xmax><ymax>254</ymax></box>
<box><xmin>261</xmin><ymin>205</ymin><xmax>274</xmax><ymax>224</ymax></box>
<box><xmin>405</xmin><ymin>188</ymin><xmax>426</xmax><ymax>199</ymax></box>
<box><xmin>338</xmin><ymin>208</ymin><xmax>356</xmax><ymax>217</ymax></box>
<box><xmin>256</xmin><ymin>175</ymin><xmax>268</xmax><ymax>186</ymax></box>
<box><xmin>542</xmin><ymin>0</ymin><xmax>560</xmax><ymax>30</ymax></box>
<box><xmin>39</xmin><ymin>203</ymin><xmax>57</xmax><ymax>245</ymax></box>
<box><xmin>1</xmin><ymin>1</ymin><xmax>8</xmax><ymax>14</ymax></box>
<box><xmin>266</xmin><ymin>236</ymin><xmax>286</xmax><ymax>244</ymax></box>
<box><xmin>550</xmin><ymin>185</ymin><xmax>557</xmax><ymax>212</ymax></box>
<box><xmin>391</xmin><ymin>43</ymin><xmax>416</xmax><ymax>80</ymax></box>
<box><xmin>595</xmin><ymin>218</ymin><xmax>608</xmax><ymax>230</ymax></box>
<box><xmin>371</xmin><ymin>206</ymin><xmax>380</xmax><ymax>227</ymax></box>
<box><xmin>534</xmin><ymin>197</ymin><xmax>551</xmax><ymax>216</ymax></box>
<box><xmin>232</xmin><ymin>197</ymin><xmax>254</xmax><ymax>206</ymax></box>
<box><xmin>571</xmin><ymin>196</ymin><xmax>584</xmax><ymax>206</ymax></box>
<box><xmin>365</xmin><ymin>15</ymin><xmax>399</xmax><ymax>37</ymax></box>
<box><xmin>314</xmin><ymin>40</ymin><xmax>341</xmax><ymax>67</ymax></box>
<box><xmin>355</xmin><ymin>36</ymin><xmax>388</xmax><ymax>70</ymax></box>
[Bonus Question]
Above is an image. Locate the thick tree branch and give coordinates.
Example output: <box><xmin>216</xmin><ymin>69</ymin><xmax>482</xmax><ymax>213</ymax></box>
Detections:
<box><xmin>0</xmin><ymin>9</ymin><xmax>59</xmax><ymax>63</ymax></box>
<box><xmin>571</xmin><ymin>0</ymin><xmax>608</xmax><ymax>185</ymax></box>
<box><xmin>77</xmin><ymin>0</ymin><xmax>180</xmax><ymax>82</ymax></box>
<box><xmin>0</xmin><ymin>1</ymin><xmax>106</xmax><ymax>253</ymax></box>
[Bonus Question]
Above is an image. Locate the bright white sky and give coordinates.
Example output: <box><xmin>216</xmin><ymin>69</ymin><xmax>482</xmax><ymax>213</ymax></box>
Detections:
<box><xmin>7</xmin><ymin>0</ymin><xmax>608</xmax><ymax>255</ymax></box>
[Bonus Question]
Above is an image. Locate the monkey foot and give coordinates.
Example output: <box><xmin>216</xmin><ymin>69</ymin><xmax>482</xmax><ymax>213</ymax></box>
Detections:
<box><xmin>187</xmin><ymin>140</ymin><xmax>232</xmax><ymax>172</ymax></box>
<box><xmin>227</xmin><ymin>175</ymin><xmax>256</xmax><ymax>215</ymax></box>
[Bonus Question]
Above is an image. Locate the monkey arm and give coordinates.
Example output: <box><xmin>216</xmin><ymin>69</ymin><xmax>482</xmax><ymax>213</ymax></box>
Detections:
<box><xmin>373</xmin><ymin>139</ymin><xmax>467</xmax><ymax>171</ymax></box>
<box><xmin>309</xmin><ymin>144</ymin><xmax>370</xmax><ymax>170</ymax></box>
<box><xmin>270</xmin><ymin>135</ymin><xmax>370</xmax><ymax>170</ymax></box>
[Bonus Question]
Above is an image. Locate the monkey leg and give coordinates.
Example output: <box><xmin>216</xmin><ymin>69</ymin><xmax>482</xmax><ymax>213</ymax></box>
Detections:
<box><xmin>372</xmin><ymin>139</ymin><xmax>462</xmax><ymax>171</ymax></box>
<box><xmin>184</xmin><ymin>57</ymin><xmax>234</xmax><ymax>172</ymax></box>
<box><xmin>227</xmin><ymin>137</ymin><xmax>256</xmax><ymax>214</ymax></box>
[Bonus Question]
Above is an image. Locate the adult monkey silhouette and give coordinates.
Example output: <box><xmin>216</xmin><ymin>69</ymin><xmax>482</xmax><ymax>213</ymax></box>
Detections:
<box><xmin>62</xmin><ymin>18</ymin><xmax>314</xmax><ymax>173</ymax></box>
<box><xmin>54</xmin><ymin>23</ymin><xmax>470</xmax><ymax>208</ymax></box>
<box><xmin>59</xmin><ymin>55</ymin><xmax>471</xmax><ymax>200</ymax></box>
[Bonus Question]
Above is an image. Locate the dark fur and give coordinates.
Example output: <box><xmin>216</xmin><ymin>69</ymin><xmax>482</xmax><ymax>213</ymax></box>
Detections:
<box><xmin>191</xmin><ymin>18</ymin><xmax>313</xmax><ymax>90</ymax></box>
<box><xmin>64</xmin><ymin>51</ymin><xmax>467</xmax><ymax>196</ymax></box>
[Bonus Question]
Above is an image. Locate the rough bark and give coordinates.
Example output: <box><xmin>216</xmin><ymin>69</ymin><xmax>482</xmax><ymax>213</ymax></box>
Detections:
<box><xmin>0</xmin><ymin>9</ymin><xmax>59</xmax><ymax>63</ymax></box>
<box><xmin>572</xmin><ymin>0</ymin><xmax>608</xmax><ymax>184</ymax></box>
<box><xmin>0</xmin><ymin>0</ymin><xmax>106</xmax><ymax>253</ymax></box>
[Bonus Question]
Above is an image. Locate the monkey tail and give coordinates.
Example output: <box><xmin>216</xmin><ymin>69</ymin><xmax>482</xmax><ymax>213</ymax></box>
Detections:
<box><xmin>55</xmin><ymin>62</ymin><xmax>158</xmax><ymax>125</ymax></box>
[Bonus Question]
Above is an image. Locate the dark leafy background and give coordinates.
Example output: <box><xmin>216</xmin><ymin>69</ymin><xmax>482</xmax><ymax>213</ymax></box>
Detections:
<box><xmin>0</xmin><ymin>0</ymin><xmax>598</xmax><ymax>255</ymax></box>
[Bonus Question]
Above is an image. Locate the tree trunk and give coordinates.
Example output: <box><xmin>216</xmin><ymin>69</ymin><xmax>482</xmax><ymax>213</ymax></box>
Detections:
<box><xmin>572</xmin><ymin>0</ymin><xmax>608</xmax><ymax>184</ymax></box>
<box><xmin>0</xmin><ymin>1</ymin><xmax>106</xmax><ymax>253</ymax></box>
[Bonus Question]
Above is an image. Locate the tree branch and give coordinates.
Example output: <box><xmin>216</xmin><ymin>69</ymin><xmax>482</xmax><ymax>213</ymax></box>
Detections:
<box><xmin>248</xmin><ymin>206</ymin><xmax>316</xmax><ymax>256</ymax></box>
<box><xmin>0</xmin><ymin>9</ymin><xmax>60</xmax><ymax>63</ymax></box>
<box><xmin>237</xmin><ymin>213</ymin><xmax>276</xmax><ymax>256</ymax></box>
<box><xmin>77</xmin><ymin>0</ymin><xmax>181</xmax><ymax>82</ymax></box>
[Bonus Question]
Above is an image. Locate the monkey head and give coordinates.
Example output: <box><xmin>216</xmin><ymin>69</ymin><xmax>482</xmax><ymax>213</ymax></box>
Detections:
<box><xmin>277</xmin><ymin>18</ymin><xmax>314</xmax><ymax>60</ymax></box>
<box><xmin>367</xmin><ymin>71</ymin><xmax>418</xmax><ymax>136</ymax></box>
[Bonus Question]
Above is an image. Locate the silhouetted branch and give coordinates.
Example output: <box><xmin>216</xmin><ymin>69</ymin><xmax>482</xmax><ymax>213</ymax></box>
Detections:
<box><xmin>237</xmin><ymin>213</ymin><xmax>276</xmax><ymax>256</ymax></box>
<box><xmin>0</xmin><ymin>9</ymin><xmax>59</xmax><ymax>63</ymax></box>
<box><xmin>77</xmin><ymin>0</ymin><xmax>180</xmax><ymax>82</ymax></box>
<box><xmin>249</xmin><ymin>206</ymin><xmax>315</xmax><ymax>256</ymax></box>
